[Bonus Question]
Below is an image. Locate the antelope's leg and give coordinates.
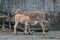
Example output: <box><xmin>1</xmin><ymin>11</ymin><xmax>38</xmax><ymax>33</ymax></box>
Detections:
<box><xmin>24</xmin><ymin>22</ymin><xmax>28</xmax><ymax>34</ymax></box>
<box><xmin>14</xmin><ymin>22</ymin><xmax>18</xmax><ymax>34</ymax></box>
<box><xmin>28</xmin><ymin>25</ymin><xmax>32</xmax><ymax>34</ymax></box>
<box><xmin>39</xmin><ymin>20</ymin><xmax>46</xmax><ymax>34</ymax></box>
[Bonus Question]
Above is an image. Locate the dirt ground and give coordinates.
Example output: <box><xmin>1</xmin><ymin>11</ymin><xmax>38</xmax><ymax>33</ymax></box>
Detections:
<box><xmin>0</xmin><ymin>31</ymin><xmax>60</xmax><ymax>40</ymax></box>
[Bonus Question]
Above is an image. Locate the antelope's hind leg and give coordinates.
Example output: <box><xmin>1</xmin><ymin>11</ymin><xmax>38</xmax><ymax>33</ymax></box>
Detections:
<box><xmin>24</xmin><ymin>26</ymin><xmax>28</xmax><ymax>34</ymax></box>
<box><xmin>28</xmin><ymin>26</ymin><xmax>32</xmax><ymax>35</ymax></box>
<box><xmin>24</xmin><ymin>22</ymin><xmax>29</xmax><ymax>34</ymax></box>
<box><xmin>39</xmin><ymin>20</ymin><xmax>46</xmax><ymax>34</ymax></box>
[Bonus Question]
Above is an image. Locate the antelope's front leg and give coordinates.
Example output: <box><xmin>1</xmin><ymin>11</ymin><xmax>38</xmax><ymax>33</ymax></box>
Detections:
<box><xmin>14</xmin><ymin>22</ymin><xmax>18</xmax><ymax>34</ymax></box>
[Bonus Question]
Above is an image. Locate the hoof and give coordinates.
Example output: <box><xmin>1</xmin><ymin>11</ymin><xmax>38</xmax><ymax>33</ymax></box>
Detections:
<box><xmin>42</xmin><ymin>32</ymin><xmax>46</xmax><ymax>35</ymax></box>
<box><xmin>28</xmin><ymin>32</ymin><xmax>32</xmax><ymax>35</ymax></box>
<box><xmin>42</xmin><ymin>33</ymin><xmax>45</xmax><ymax>36</ymax></box>
<box><xmin>14</xmin><ymin>33</ymin><xmax>17</xmax><ymax>35</ymax></box>
<box><xmin>42</xmin><ymin>31</ymin><xmax>45</xmax><ymax>34</ymax></box>
<box><xmin>24</xmin><ymin>32</ymin><xmax>28</xmax><ymax>35</ymax></box>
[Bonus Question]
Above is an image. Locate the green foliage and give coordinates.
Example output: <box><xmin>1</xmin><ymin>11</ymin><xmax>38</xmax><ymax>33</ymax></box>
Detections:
<box><xmin>2</xmin><ymin>29</ymin><xmax>7</xmax><ymax>32</ymax></box>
